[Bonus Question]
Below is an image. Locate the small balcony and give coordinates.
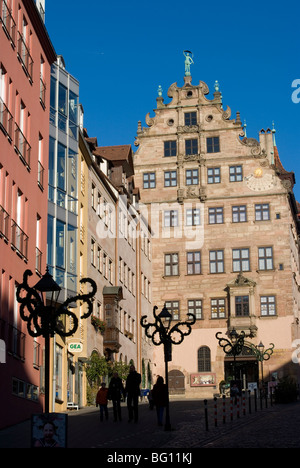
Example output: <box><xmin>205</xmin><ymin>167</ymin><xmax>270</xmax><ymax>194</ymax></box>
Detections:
<box><xmin>14</xmin><ymin>123</ymin><xmax>31</xmax><ymax>170</ymax></box>
<box><xmin>0</xmin><ymin>97</ymin><xmax>13</xmax><ymax>140</ymax></box>
<box><xmin>103</xmin><ymin>327</ymin><xmax>121</xmax><ymax>353</ymax></box>
<box><xmin>11</xmin><ymin>219</ymin><xmax>28</xmax><ymax>260</ymax></box>
<box><xmin>0</xmin><ymin>204</ymin><xmax>9</xmax><ymax>241</ymax></box>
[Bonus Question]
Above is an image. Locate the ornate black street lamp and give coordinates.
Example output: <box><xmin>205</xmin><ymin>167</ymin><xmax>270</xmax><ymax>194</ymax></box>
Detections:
<box><xmin>215</xmin><ymin>329</ymin><xmax>245</xmax><ymax>381</ymax></box>
<box><xmin>16</xmin><ymin>268</ymin><xmax>97</xmax><ymax>413</ymax></box>
<box><xmin>141</xmin><ymin>304</ymin><xmax>195</xmax><ymax>431</ymax></box>
<box><xmin>250</xmin><ymin>341</ymin><xmax>274</xmax><ymax>388</ymax></box>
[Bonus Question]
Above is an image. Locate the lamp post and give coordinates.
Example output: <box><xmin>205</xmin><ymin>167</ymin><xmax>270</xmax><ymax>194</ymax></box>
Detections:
<box><xmin>250</xmin><ymin>341</ymin><xmax>274</xmax><ymax>388</ymax></box>
<box><xmin>215</xmin><ymin>329</ymin><xmax>245</xmax><ymax>382</ymax></box>
<box><xmin>141</xmin><ymin>304</ymin><xmax>195</xmax><ymax>431</ymax></box>
<box><xmin>16</xmin><ymin>268</ymin><xmax>97</xmax><ymax>413</ymax></box>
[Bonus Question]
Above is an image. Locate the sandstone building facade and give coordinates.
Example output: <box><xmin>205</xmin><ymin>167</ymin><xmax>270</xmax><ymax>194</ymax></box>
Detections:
<box><xmin>134</xmin><ymin>73</ymin><xmax>300</xmax><ymax>398</ymax></box>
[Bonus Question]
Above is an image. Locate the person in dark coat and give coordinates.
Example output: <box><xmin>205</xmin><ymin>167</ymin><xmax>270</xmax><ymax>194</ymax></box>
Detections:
<box><xmin>152</xmin><ymin>376</ymin><xmax>168</xmax><ymax>426</ymax></box>
<box><xmin>125</xmin><ymin>365</ymin><xmax>141</xmax><ymax>422</ymax></box>
<box><xmin>108</xmin><ymin>372</ymin><xmax>125</xmax><ymax>422</ymax></box>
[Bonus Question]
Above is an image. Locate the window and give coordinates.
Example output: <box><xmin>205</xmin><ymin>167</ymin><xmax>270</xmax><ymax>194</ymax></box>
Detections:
<box><xmin>69</xmin><ymin>90</ymin><xmax>78</xmax><ymax>139</ymax></box>
<box><xmin>56</xmin><ymin>220</ymin><xmax>65</xmax><ymax>269</ymax></box>
<box><xmin>207</xmin><ymin>167</ymin><xmax>221</xmax><ymax>184</ymax></box>
<box><xmin>164</xmin><ymin>253</ymin><xmax>179</xmax><ymax>276</ymax></box>
<box><xmin>57</xmin><ymin>142</ymin><xmax>66</xmax><ymax>207</ymax></box>
<box><xmin>207</xmin><ymin>137</ymin><xmax>220</xmax><ymax>153</ymax></box>
<box><xmin>258</xmin><ymin>247</ymin><xmax>273</xmax><ymax>270</ymax></box>
<box><xmin>260</xmin><ymin>296</ymin><xmax>276</xmax><ymax>316</ymax></box>
<box><xmin>58</xmin><ymin>83</ymin><xmax>67</xmax><ymax>132</ymax></box>
<box><xmin>186</xmin><ymin>208</ymin><xmax>200</xmax><ymax>226</ymax></box>
<box><xmin>164</xmin><ymin>170</ymin><xmax>177</xmax><ymax>187</ymax></box>
<box><xmin>232</xmin><ymin>248</ymin><xmax>250</xmax><ymax>272</ymax></box>
<box><xmin>187</xmin><ymin>251</ymin><xmax>201</xmax><ymax>275</ymax></box>
<box><xmin>188</xmin><ymin>299</ymin><xmax>203</xmax><ymax>320</ymax></box>
<box><xmin>229</xmin><ymin>165</ymin><xmax>243</xmax><ymax>182</ymax></box>
<box><xmin>185</xmin><ymin>139</ymin><xmax>198</xmax><ymax>155</ymax></box>
<box><xmin>232</xmin><ymin>205</ymin><xmax>247</xmax><ymax>223</ymax></box>
<box><xmin>208</xmin><ymin>207</ymin><xmax>223</xmax><ymax>224</ymax></box>
<box><xmin>186</xmin><ymin>169</ymin><xmax>199</xmax><ymax>185</ymax></box>
<box><xmin>143</xmin><ymin>172</ymin><xmax>155</xmax><ymax>189</ymax></box>
<box><xmin>164</xmin><ymin>141</ymin><xmax>177</xmax><ymax>157</ymax></box>
<box><xmin>184</xmin><ymin>112</ymin><xmax>197</xmax><ymax>126</ymax></box>
<box><xmin>211</xmin><ymin>298</ymin><xmax>226</xmax><ymax>318</ymax></box>
<box><xmin>255</xmin><ymin>204</ymin><xmax>270</xmax><ymax>221</ymax></box>
<box><xmin>235</xmin><ymin>296</ymin><xmax>249</xmax><ymax>316</ymax></box>
<box><xmin>198</xmin><ymin>346</ymin><xmax>211</xmax><ymax>371</ymax></box>
<box><xmin>209</xmin><ymin>250</ymin><xmax>224</xmax><ymax>273</ymax></box>
<box><xmin>164</xmin><ymin>210</ymin><xmax>178</xmax><ymax>227</ymax></box>
<box><xmin>165</xmin><ymin>301</ymin><xmax>179</xmax><ymax>320</ymax></box>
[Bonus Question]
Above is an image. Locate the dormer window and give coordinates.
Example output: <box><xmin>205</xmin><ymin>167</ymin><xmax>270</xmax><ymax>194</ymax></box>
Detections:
<box><xmin>184</xmin><ymin>112</ymin><xmax>197</xmax><ymax>126</ymax></box>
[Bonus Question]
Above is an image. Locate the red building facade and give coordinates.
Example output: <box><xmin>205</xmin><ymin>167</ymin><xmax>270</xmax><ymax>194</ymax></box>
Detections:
<box><xmin>0</xmin><ymin>0</ymin><xmax>56</xmax><ymax>428</ymax></box>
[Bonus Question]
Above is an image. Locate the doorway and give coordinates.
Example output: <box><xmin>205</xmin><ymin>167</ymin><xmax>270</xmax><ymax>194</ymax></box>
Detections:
<box><xmin>224</xmin><ymin>358</ymin><xmax>258</xmax><ymax>389</ymax></box>
<box><xmin>168</xmin><ymin>369</ymin><xmax>185</xmax><ymax>394</ymax></box>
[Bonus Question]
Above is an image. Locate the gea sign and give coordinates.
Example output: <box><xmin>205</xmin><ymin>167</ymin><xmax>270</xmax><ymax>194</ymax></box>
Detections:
<box><xmin>68</xmin><ymin>342</ymin><xmax>83</xmax><ymax>353</ymax></box>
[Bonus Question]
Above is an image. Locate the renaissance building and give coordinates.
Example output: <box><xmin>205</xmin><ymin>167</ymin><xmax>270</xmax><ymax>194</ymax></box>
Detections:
<box><xmin>133</xmin><ymin>64</ymin><xmax>300</xmax><ymax>397</ymax></box>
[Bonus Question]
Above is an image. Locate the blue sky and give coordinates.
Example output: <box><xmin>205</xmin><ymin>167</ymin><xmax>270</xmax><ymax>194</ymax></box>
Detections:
<box><xmin>45</xmin><ymin>0</ymin><xmax>300</xmax><ymax>201</ymax></box>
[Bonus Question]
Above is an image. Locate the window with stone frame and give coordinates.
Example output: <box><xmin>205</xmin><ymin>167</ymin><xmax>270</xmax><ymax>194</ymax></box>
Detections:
<box><xmin>211</xmin><ymin>298</ymin><xmax>226</xmax><ymax>318</ymax></box>
<box><xmin>187</xmin><ymin>251</ymin><xmax>201</xmax><ymax>275</ymax></box>
<box><xmin>185</xmin><ymin>139</ymin><xmax>198</xmax><ymax>155</ymax></box>
<box><xmin>164</xmin><ymin>170</ymin><xmax>177</xmax><ymax>187</ymax></box>
<box><xmin>232</xmin><ymin>248</ymin><xmax>250</xmax><ymax>272</ymax></box>
<box><xmin>209</xmin><ymin>250</ymin><xmax>224</xmax><ymax>273</ymax></box>
<box><xmin>208</xmin><ymin>207</ymin><xmax>223</xmax><ymax>224</ymax></box>
<box><xmin>260</xmin><ymin>296</ymin><xmax>276</xmax><ymax>316</ymax></box>
<box><xmin>198</xmin><ymin>346</ymin><xmax>211</xmax><ymax>372</ymax></box>
<box><xmin>164</xmin><ymin>210</ymin><xmax>178</xmax><ymax>227</ymax></box>
<box><xmin>207</xmin><ymin>136</ymin><xmax>220</xmax><ymax>153</ymax></box>
<box><xmin>186</xmin><ymin>208</ymin><xmax>200</xmax><ymax>226</ymax></box>
<box><xmin>258</xmin><ymin>246</ymin><xmax>273</xmax><ymax>270</ymax></box>
<box><xmin>229</xmin><ymin>165</ymin><xmax>243</xmax><ymax>182</ymax></box>
<box><xmin>188</xmin><ymin>299</ymin><xmax>203</xmax><ymax>320</ymax></box>
<box><xmin>143</xmin><ymin>172</ymin><xmax>156</xmax><ymax>189</ymax></box>
<box><xmin>184</xmin><ymin>112</ymin><xmax>197</xmax><ymax>126</ymax></box>
<box><xmin>186</xmin><ymin>169</ymin><xmax>199</xmax><ymax>185</ymax></box>
<box><xmin>165</xmin><ymin>300</ymin><xmax>179</xmax><ymax>320</ymax></box>
<box><xmin>232</xmin><ymin>205</ymin><xmax>247</xmax><ymax>223</ymax></box>
<box><xmin>235</xmin><ymin>295</ymin><xmax>249</xmax><ymax>316</ymax></box>
<box><xmin>255</xmin><ymin>203</ymin><xmax>270</xmax><ymax>221</ymax></box>
<box><xmin>164</xmin><ymin>140</ymin><xmax>177</xmax><ymax>157</ymax></box>
<box><xmin>207</xmin><ymin>167</ymin><xmax>221</xmax><ymax>184</ymax></box>
<box><xmin>164</xmin><ymin>253</ymin><xmax>179</xmax><ymax>276</ymax></box>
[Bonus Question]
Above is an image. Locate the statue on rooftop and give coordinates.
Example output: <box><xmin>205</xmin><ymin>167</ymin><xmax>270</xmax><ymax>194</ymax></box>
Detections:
<box><xmin>183</xmin><ymin>50</ymin><xmax>194</xmax><ymax>76</ymax></box>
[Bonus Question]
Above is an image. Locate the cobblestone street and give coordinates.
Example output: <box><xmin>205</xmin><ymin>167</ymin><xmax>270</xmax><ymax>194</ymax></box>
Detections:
<box><xmin>1</xmin><ymin>397</ymin><xmax>300</xmax><ymax>450</ymax></box>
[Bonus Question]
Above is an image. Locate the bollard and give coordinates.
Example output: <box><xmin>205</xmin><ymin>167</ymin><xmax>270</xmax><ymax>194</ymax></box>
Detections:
<box><xmin>236</xmin><ymin>396</ymin><xmax>240</xmax><ymax>418</ymax></box>
<box><xmin>222</xmin><ymin>394</ymin><xmax>226</xmax><ymax>424</ymax></box>
<box><xmin>230</xmin><ymin>397</ymin><xmax>233</xmax><ymax>421</ymax></box>
<box><xmin>214</xmin><ymin>397</ymin><xmax>218</xmax><ymax>427</ymax></box>
<box><xmin>270</xmin><ymin>387</ymin><xmax>273</xmax><ymax>407</ymax></box>
<box><xmin>242</xmin><ymin>391</ymin><xmax>246</xmax><ymax>416</ymax></box>
<box><xmin>248</xmin><ymin>390</ymin><xmax>252</xmax><ymax>414</ymax></box>
<box><xmin>204</xmin><ymin>399</ymin><xmax>208</xmax><ymax>431</ymax></box>
<box><xmin>260</xmin><ymin>389</ymin><xmax>263</xmax><ymax>410</ymax></box>
<box><xmin>254</xmin><ymin>388</ymin><xmax>257</xmax><ymax>412</ymax></box>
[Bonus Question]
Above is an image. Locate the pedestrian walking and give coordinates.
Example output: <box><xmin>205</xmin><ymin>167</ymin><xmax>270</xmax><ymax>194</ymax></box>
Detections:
<box><xmin>152</xmin><ymin>376</ymin><xmax>168</xmax><ymax>426</ymax></box>
<box><xmin>96</xmin><ymin>382</ymin><xmax>109</xmax><ymax>421</ymax></box>
<box><xmin>108</xmin><ymin>372</ymin><xmax>125</xmax><ymax>422</ymax></box>
<box><xmin>125</xmin><ymin>365</ymin><xmax>141</xmax><ymax>423</ymax></box>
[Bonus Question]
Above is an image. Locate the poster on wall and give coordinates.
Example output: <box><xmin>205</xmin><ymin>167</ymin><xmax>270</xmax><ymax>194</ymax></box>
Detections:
<box><xmin>190</xmin><ymin>373</ymin><xmax>216</xmax><ymax>386</ymax></box>
<box><xmin>31</xmin><ymin>413</ymin><xmax>68</xmax><ymax>448</ymax></box>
